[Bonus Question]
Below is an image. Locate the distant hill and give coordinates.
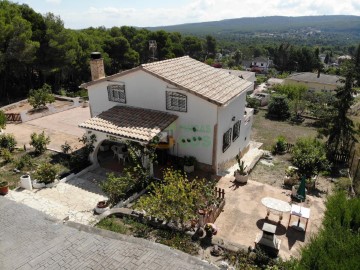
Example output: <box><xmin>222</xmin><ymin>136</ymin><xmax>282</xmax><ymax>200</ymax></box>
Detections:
<box><xmin>147</xmin><ymin>15</ymin><xmax>360</xmax><ymax>41</ymax></box>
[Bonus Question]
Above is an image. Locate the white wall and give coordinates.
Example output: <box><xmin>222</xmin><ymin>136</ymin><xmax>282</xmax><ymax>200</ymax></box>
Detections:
<box><xmin>87</xmin><ymin>70</ymin><xmax>218</xmax><ymax>165</ymax></box>
<box><xmin>216</xmin><ymin>86</ymin><xmax>253</xmax><ymax>171</ymax></box>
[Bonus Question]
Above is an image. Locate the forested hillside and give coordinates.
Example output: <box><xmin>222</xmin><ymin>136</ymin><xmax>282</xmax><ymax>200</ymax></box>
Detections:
<box><xmin>148</xmin><ymin>15</ymin><xmax>360</xmax><ymax>46</ymax></box>
<box><xmin>0</xmin><ymin>1</ymin><xmax>210</xmax><ymax>104</ymax></box>
<box><xmin>0</xmin><ymin>0</ymin><xmax>359</xmax><ymax>106</ymax></box>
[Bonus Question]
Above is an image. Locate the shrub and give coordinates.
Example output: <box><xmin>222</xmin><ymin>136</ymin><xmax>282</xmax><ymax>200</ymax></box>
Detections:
<box><xmin>298</xmin><ymin>192</ymin><xmax>360</xmax><ymax>269</ymax></box>
<box><xmin>34</xmin><ymin>163</ymin><xmax>58</xmax><ymax>184</ymax></box>
<box><xmin>183</xmin><ymin>155</ymin><xmax>197</xmax><ymax>166</ymax></box>
<box><xmin>335</xmin><ymin>177</ymin><xmax>352</xmax><ymax>192</ymax></box>
<box><xmin>267</xmin><ymin>94</ymin><xmax>290</xmax><ymax>120</ymax></box>
<box><xmin>30</xmin><ymin>131</ymin><xmax>50</xmax><ymax>155</ymax></box>
<box><xmin>0</xmin><ymin>110</ymin><xmax>6</xmax><ymax>130</ymax></box>
<box><xmin>0</xmin><ymin>149</ymin><xmax>13</xmax><ymax>163</ymax></box>
<box><xmin>292</xmin><ymin>137</ymin><xmax>329</xmax><ymax>180</ymax></box>
<box><xmin>13</xmin><ymin>154</ymin><xmax>33</xmax><ymax>170</ymax></box>
<box><xmin>61</xmin><ymin>141</ymin><xmax>72</xmax><ymax>154</ymax></box>
<box><xmin>100</xmin><ymin>172</ymin><xmax>136</xmax><ymax>204</ymax></box>
<box><xmin>272</xmin><ymin>136</ymin><xmax>287</xmax><ymax>154</ymax></box>
<box><xmin>0</xmin><ymin>134</ymin><xmax>17</xmax><ymax>152</ymax></box>
<box><xmin>28</xmin><ymin>84</ymin><xmax>55</xmax><ymax>109</ymax></box>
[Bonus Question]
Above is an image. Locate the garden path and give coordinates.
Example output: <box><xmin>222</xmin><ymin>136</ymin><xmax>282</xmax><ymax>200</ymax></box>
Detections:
<box><xmin>5</xmin><ymin>167</ymin><xmax>109</xmax><ymax>225</ymax></box>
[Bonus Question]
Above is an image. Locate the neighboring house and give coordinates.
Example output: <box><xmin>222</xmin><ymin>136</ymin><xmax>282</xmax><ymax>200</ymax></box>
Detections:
<box><xmin>79</xmin><ymin>54</ymin><xmax>254</xmax><ymax>174</ymax></box>
<box><xmin>225</xmin><ymin>69</ymin><xmax>256</xmax><ymax>92</ymax></box>
<box><xmin>251</xmin><ymin>57</ymin><xmax>271</xmax><ymax>72</ymax></box>
<box><xmin>284</xmin><ymin>72</ymin><xmax>343</xmax><ymax>93</ymax></box>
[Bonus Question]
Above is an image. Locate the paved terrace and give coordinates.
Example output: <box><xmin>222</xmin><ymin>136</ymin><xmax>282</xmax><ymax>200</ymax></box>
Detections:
<box><xmin>0</xmin><ymin>197</ymin><xmax>217</xmax><ymax>270</ymax></box>
<box><xmin>215</xmin><ymin>178</ymin><xmax>325</xmax><ymax>259</ymax></box>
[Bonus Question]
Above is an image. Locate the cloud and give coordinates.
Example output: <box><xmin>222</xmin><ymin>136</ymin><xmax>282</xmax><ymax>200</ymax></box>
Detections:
<box><xmin>62</xmin><ymin>0</ymin><xmax>360</xmax><ymax>29</ymax></box>
<box><xmin>46</xmin><ymin>0</ymin><xmax>61</xmax><ymax>4</ymax></box>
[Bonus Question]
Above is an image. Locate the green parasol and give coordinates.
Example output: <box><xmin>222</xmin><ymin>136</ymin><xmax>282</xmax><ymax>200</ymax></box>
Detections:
<box><xmin>297</xmin><ymin>176</ymin><xmax>306</xmax><ymax>202</ymax></box>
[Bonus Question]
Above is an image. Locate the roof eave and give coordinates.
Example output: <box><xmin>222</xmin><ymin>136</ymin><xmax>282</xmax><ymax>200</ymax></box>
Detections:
<box><xmin>79</xmin><ymin>67</ymin><xmax>141</xmax><ymax>88</ymax></box>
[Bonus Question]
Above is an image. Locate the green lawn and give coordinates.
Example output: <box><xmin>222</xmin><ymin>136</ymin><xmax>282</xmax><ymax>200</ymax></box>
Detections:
<box><xmin>251</xmin><ymin>110</ymin><xmax>318</xmax><ymax>149</ymax></box>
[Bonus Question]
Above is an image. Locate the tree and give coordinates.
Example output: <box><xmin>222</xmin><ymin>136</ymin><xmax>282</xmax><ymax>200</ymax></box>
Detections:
<box><xmin>273</xmin><ymin>84</ymin><xmax>307</xmax><ymax>116</ymax></box>
<box><xmin>267</xmin><ymin>94</ymin><xmax>291</xmax><ymax>120</ymax></box>
<box><xmin>0</xmin><ymin>110</ymin><xmax>6</xmax><ymax>130</ymax></box>
<box><xmin>137</xmin><ymin>169</ymin><xmax>216</xmax><ymax>229</ymax></box>
<box><xmin>320</xmin><ymin>66</ymin><xmax>357</xmax><ymax>162</ymax></box>
<box><xmin>298</xmin><ymin>192</ymin><xmax>360</xmax><ymax>269</ymax></box>
<box><xmin>292</xmin><ymin>137</ymin><xmax>328</xmax><ymax>180</ymax></box>
<box><xmin>30</xmin><ymin>131</ymin><xmax>50</xmax><ymax>155</ymax></box>
<box><xmin>205</xmin><ymin>35</ymin><xmax>216</xmax><ymax>58</ymax></box>
<box><xmin>28</xmin><ymin>83</ymin><xmax>55</xmax><ymax>109</ymax></box>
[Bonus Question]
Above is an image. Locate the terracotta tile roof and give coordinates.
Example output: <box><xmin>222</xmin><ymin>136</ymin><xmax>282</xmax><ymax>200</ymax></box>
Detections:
<box><xmin>141</xmin><ymin>56</ymin><xmax>252</xmax><ymax>105</ymax></box>
<box><xmin>79</xmin><ymin>106</ymin><xmax>178</xmax><ymax>143</ymax></box>
<box><xmin>80</xmin><ymin>56</ymin><xmax>252</xmax><ymax>106</ymax></box>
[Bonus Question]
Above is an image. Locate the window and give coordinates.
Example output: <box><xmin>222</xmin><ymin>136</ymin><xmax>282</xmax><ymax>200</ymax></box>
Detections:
<box><xmin>232</xmin><ymin>120</ymin><xmax>241</xmax><ymax>141</ymax></box>
<box><xmin>223</xmin><ymin>128</ymin><xmax>232</xmax><ymax>153</ymax></box>
<box><xmin>166</xmin><ymin>91</ymin><xmax>187</xmax><ymax>112</ymax></box>
<box><xmin>107</xmin><ymin>84</ymin><xmax>126</xmax><ymax>103</ymax></box>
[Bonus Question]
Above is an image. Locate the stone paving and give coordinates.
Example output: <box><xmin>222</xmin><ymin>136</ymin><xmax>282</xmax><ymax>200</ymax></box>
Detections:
<box><xmin>214</xmin><ymin>177</ymin><xmax>325</xmax><ymax>259</ymax></box>
<box><xmin>3</xmin><ymin>106</ymin><xmax>90</xmax><ymax>151</ymax></box>
<box><xmin>6</xmin><ymin>167</ymin><xmax>110</xmax><ymax>226</ymax></box>
<box><xmin>0</xmin><ymin>197</ymin><xmax>217</xmax><ymax>270</ymax></box>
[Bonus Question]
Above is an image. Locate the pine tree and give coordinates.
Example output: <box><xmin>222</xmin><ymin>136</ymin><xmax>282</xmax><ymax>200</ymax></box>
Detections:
<box><xmin>322</xmin><ymin>66</ymin><xmax>357</xmax><ymax>162</ymax></box>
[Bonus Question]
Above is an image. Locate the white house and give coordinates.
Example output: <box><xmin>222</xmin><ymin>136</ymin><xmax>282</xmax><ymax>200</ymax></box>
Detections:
<box><xmin>251</xmin><ymin>57</ymin><xmax>271</xmax><ymax>72</ymax></box>
<box><xmin>79</xmin><ymin>54</ymin><xmax>254</xmax><ymax>174</ymax></box>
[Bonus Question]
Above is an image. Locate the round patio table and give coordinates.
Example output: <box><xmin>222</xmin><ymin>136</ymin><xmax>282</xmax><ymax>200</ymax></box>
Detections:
<box><xmin>261</xmin><ymin>197</ymin><xmax>292</xmax><ymax>221</ymax></box>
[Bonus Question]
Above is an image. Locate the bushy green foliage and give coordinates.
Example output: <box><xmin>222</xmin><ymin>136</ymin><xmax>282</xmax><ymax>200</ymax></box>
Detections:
<box><xmin>267</xmin><ymin>94</ymin><xmax>290</xmax><ymax>120</ymax></box>
<box><xmin>28</xmin><ymin>84</ymin><xmax>55</xmax><ymax>109</ymax></box>
<box><xmin>292</xmin><ymin>137</ymin><xmax>328</xmax><ymax>179</ymax></box>
<box><xmin>298</xmin><ymin>192</ymin><xmax>360</xmax><ymax>270</ymax></box>
<box><xmin>272</xmin><ymin>136</ymin><xmax>287</xmax><ymax>154</ymax></box>
<box><xmin>30</xmin><ymin>131</ymin><xmax>50</xmax><ymax>155</ymax></box>
<box><xmin>68</xmin><ymin>134</ymin><xmax>97</xmax><ymax>172</ymax></box>
<box><xmin>100</xmin><ymin>172</ymin><xmax>136</xmax><ymax>205</ymax></box>
<box><xmin>34</xmin><ymin>162</ymin><xmax>58</xmax><ymax>184</ymax></box>
<box><xmin>0</xmin><ymin>110</ymin><xmax>6</xmax><ymax>130</ymax></box>
<box><xmin>137</xmin><ymin>169</ymin><xmax>217</xmax><ymax>228</ymax></box>
<box><xmin>0</xmin><ymin>134</ymin><xmax>17</xmax><ymax>152</ymax></box>
<box><xmin>60</xmin><ymin>141</ymin><xmax>72</xmax><ymax>154</ymax></box>
<box><xmin>13</xmin><ymin>154</ymin><xmax>33</xmax><ymax>170</ymax></box>
<box><xmin>0</xmin><ymin>149</ymin><xmax>13</xmax><ymax>163</ymax></box>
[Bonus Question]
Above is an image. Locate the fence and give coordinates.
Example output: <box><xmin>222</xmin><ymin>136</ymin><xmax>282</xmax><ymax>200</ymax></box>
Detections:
<box><xmin>5</xmin><ymin>113</ymin><xmax>21</xmax><ymax>123</ymax></box>
<box><xmin>285</xmin><ymin>143</ymin><xmax>294</xmax><ymax>152</ymax></box>
<box><xmin>198</xmin><ymin>187</ymin><xmax>225</xmax><ymax>226</ymax></box>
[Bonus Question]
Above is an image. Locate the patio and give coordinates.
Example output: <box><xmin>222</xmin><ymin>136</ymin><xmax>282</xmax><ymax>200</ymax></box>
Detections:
<box><xmin>214</xmin><ymin>176</ymin><xmax>326</xmax><ymax>258</ymax></box>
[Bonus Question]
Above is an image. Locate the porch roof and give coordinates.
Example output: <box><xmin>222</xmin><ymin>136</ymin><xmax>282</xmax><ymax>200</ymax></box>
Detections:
<box><xmin>79</xmin><ymin>106</ymin><xmax>178</xmax><ymax>143</ymax></box>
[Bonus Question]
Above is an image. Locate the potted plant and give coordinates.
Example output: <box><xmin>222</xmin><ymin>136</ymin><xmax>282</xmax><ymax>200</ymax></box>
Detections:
<box><xmin>0</xmin><ymin>181</ymin><xmax>9</xmax><ymax>195</ymax></box>
<box><xmin>95</xmin><ymin>200</ymin><xmax>110</xmax><ymax>214</ymax></box>
<box><xmin>234</xmin><ymin>154</ymin><xmax>249</xmax><ymax>183</ymax></box>
<box><xmin>183</xmin><ymin>155</ymin><xmax>197</xmax><ymax>173</ymax></box>
<box><xmin>34</xmin><ymin>163</ymin><xmax>59</xmax><ymax>188</ymax></box>
<box><xmin>20</xmin><ymin>174</ymin><xmax>32</xmax><ymax>190</ymax></box>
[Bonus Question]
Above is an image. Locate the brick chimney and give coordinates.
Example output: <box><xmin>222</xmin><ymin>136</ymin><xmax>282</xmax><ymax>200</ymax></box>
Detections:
<box><xmin>90</xmin><ymin>52</ymin><xmax>105</xmax><ymax>81</ymax></box>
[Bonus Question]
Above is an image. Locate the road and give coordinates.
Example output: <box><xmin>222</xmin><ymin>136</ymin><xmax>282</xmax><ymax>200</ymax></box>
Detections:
<box><xmin>0</xmin><ymin>197</ymin><xmax>216</xmax><ymax>270</ymax></box>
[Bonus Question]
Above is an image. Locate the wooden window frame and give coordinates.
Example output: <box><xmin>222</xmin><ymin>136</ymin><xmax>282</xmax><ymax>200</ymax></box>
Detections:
<box><xmin>166</xmin><ymin>91</ymin><xmax>187</xmax><ymax>112</ymax></box>
<box><xmin>107</xmin><ymin>84</ymin><xmax>126</xmax><ymax>103</ymax></box>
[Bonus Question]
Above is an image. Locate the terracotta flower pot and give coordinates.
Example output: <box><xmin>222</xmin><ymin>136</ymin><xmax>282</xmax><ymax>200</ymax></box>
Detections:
<box><xmin>0</xmin><ymin>181</ymin><xmax>9</xmax><ymax>195</ymax></box>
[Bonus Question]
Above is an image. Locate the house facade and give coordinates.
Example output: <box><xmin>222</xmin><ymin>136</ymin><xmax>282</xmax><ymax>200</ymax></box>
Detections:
<box><xmin>79</xmin><ymin>55</ymin><xmax>254</xmax><ymax>173</ymax></box>
<box><xmin>285</xmin><ymin>72</ymin><xmax>343</xmax><ymax>93</ymax></box>
<box><xmin>251</xmin><ymin>57</ymin><xmax>271</xmax><ymax>72</ymax></box>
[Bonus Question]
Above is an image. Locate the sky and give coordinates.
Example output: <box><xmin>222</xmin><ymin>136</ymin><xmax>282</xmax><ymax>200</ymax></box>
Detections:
<box><xmin>15</xmin><ymin>0</ymin><xmax>360</xmax><ymax>29</ymax></box>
